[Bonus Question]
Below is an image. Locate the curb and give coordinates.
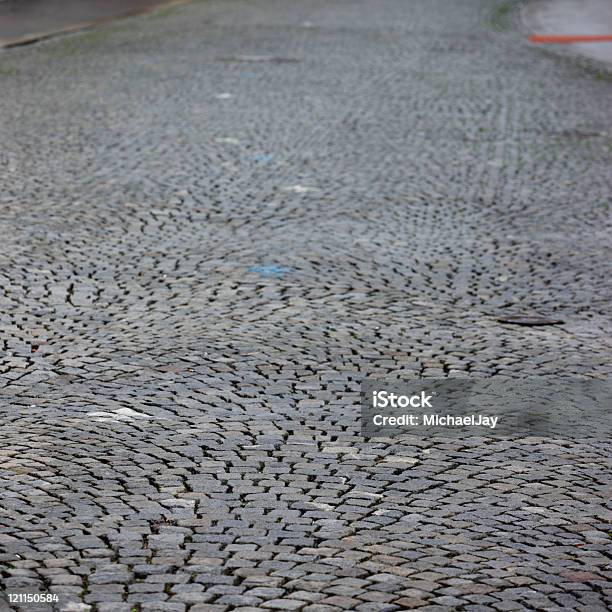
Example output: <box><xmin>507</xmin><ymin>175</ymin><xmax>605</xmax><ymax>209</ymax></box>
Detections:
<box><xmin>0</xmin><ymin>0</ymin><xmax>191</xmax><ymax>49</ymax></box>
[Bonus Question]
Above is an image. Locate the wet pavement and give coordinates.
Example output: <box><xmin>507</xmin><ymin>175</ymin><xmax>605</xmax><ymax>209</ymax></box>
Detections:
<box><xmin>0</xmin><ymin>0</ymin><xmax>186</xmax><ymax>47</ymax></box>
<box><xmin>0</xmin><ymin>0</ymin><xmax>611</xmax><ymax>610</ymax></box>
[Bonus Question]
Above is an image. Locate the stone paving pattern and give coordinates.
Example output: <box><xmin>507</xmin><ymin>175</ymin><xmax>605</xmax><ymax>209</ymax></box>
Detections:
<box><xmin>0</xmin><ymin>0</ymin><xmax>611</xmax><ymax>610</ymax></box>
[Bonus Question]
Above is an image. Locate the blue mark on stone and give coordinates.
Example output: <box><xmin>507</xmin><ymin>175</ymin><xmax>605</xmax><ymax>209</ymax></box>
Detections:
<box><xmin>240</xmin><ymin>72</ymin><xmax>257</xmax><ymax>78</ymax></box>
<box><xmin>248</xmin><ymin>264</ymin><xmax>293</xmax><ymax>278</ymax></box>
<box><xmin>250</xmin><ymin>153</ymin><xmax>275</xmax><ymax>163</ymax></box>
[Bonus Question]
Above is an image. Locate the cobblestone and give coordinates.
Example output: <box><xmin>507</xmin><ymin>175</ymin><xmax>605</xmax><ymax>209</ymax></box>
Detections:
<box><xmin>0</xmin><ymin>0</ymin><xmax>611</xmax><ymax>610</ymax></box>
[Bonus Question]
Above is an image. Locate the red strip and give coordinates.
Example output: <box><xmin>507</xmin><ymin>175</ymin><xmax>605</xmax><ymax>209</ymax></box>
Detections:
<box><xmin>529</xmin><ymin>34</ymin><xmax>612</xmax><ymax>44</ymax></box>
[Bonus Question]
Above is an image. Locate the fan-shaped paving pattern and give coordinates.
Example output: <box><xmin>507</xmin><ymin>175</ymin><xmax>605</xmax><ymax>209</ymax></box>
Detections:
<box><xmin>0</xmin><ymin>0</ymin><xmax>611</xmax><ymax>610</ymax></box>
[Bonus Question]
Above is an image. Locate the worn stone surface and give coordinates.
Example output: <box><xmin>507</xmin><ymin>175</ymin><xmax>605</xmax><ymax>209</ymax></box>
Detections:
<box><xmin>0</xmin><ymin>0</ymin><xmax>611</xmax><ymax>610</ymax></box>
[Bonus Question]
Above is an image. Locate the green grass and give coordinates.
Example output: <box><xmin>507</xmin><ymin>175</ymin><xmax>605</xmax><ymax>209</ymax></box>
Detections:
<box><xmin>0</xmin><ymin>64</ymin><xmax>18</xmax><ymax>76</ymax></box>
<box><xmin>147</xmin><ymin>0</ymin><xmax>189</xmax><ymax>20</ymax></box>
<box><xmin>491</xmin><ymin>0</ymin><xmax>520</xmax><ymax>32</ymax></box>
<box><xmin>47</xmin><ymin>30</ymin><xmax>106</xmax><ymax>56</ymax></box>
<box><xmin>592</xmin><ymin>68</ymin><xmax>612</xmax><ymax>82</ymax></box>
<box><xmin>44</xmin><ymin>21</ymin><xmax>131</xmax><ymax>56</ymax></box>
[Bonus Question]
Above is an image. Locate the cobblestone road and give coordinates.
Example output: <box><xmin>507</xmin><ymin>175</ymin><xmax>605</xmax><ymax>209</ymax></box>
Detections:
<box><xmin>1</xmin><ymin>0</ymin><xmax>611</xmax><ymax>610</ymax></box>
